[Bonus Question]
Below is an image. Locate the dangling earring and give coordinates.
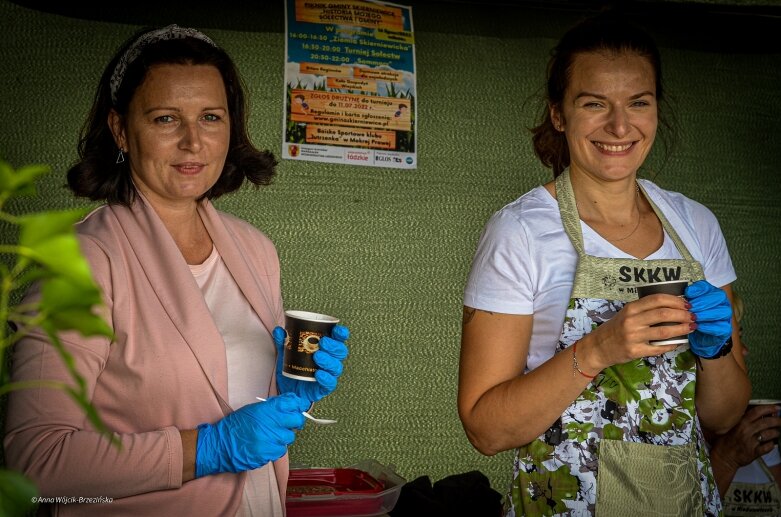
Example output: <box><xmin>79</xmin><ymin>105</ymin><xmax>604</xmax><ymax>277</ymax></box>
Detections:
<box><xmin>116</xmin><ymin>148</ymin><xmax>125</xmax><ymax>164</ymax></box>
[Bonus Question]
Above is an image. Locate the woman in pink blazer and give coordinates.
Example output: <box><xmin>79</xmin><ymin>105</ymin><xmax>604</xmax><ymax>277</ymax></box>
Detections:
<box><xmin>4</xmin><ymin>25</ymin><xmax>349</xmax><ymax>516</ymax></box>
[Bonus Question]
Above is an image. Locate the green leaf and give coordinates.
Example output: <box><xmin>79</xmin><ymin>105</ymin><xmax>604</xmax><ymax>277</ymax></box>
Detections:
<box><xmin>639</xmin><ymin>397</ymin><xmax>673</xmax><ymax>434</ymax></box>
<box><xmin>0</xmin><ymin>468</ymin><xmax>37</xmax><ymax>517</ymax></box>
<box><xmin>40</xmin><ymin>276</ymin><xmax>102</xmax><ymax>311</ymax></box>
<box><xmin>23</xmin><ymin>234</ymin><xmax>95</xmax><ymax>289</ymax></box>
<box><xmin>603</xmin><ymin>423</ymin><xmax>624</xmax><ymax>440</ymax></box>
<box><xmin>674</xmin><ymin>349</ymin><xmax>696</xmax><ymax>372</ymax></box>
<box><xmin>599</xmin><ymin>359</ymin><xmax>653</xmax><ymax>405</ymax></box>
<box><xmin>680</xmin><ymin>380</ymin><xmax>696</xmax><ymax>414</ymax></box>
<box><xmin>565</xmin><ymin>421</ymin><xmax>594</xmax><ymax>442</ymax></box>
<box><xmin>525</xmin><ymin>438</ymin><xmax>554</xmax><ymax>467</ymax></box>
<box><xmin>0</xmin><ymin>159</ymin><xmax>13</xmax><ymax>192</ymax></box>
<box><xmin>39</xmin><ymin>322</ymin><xmax>87</xmax><ymax>392</ymax></box>
<box><xmin>670</xmin><ymin>408</ymin><xmax>690</xmax><ymax>429</ymax></box>
<box><xmin>579</xmin><ymin>388</ymin><xmax>598</xmax><ymax>402</ymax></box>
<box><xmin>0</xmin><ymin>159</ymin><xmax>49</xmax><ymax>198</ymax></box>
<box><xmin>12</xmin><ymin>164</ymin><xmax>50</xmax><ymax>197</ymax></box>
<box><xmin>38</xmin><ymin>325</ymin><xmax>118</xmax><ymax>447</ymax></box>
<box><xmin>0</xmin><ymin>157</ymin><xmax>120</xmax><ymax>513</ymax></box>
<box><xmin>18</xmin><ymin>209</ymin><xmax>87</xmax><ymax>247</ymax></box>
<box><xmin>14</xmin><ymin>264</ymin><xmax>47</xmax><ymax>286</ymax></box>
<box><xmin>47</xmin><ymin>308</ymin><xmax>113</xmax><ymax>337</ymax></box>
<box><xmin>40</xmin><ymin>278</ymin><xmax>112</xmax><ymax>338</ymax></box>
<box><xmin>515</xmin><ymin>464</ymin><xmax>579</xmax><ymax>515</ymax></box>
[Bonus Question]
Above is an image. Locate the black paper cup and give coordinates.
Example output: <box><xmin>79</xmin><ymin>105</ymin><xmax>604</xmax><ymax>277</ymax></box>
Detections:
<box><xmin>283</xmin><ymin>310</ymin><xmax>339</xmax><ymax>382</ymax></box>
<box><xmin>637</xmin><ymin>280</ymin><xmax>689</xmax><ymax>346</ymax></box>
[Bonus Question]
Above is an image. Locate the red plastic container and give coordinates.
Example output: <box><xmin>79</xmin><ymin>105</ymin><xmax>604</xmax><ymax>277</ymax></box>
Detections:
<box><xmin>287</xmin><ymin>461</ymin><xmax>405</xmax><ymax>517</ymax></box>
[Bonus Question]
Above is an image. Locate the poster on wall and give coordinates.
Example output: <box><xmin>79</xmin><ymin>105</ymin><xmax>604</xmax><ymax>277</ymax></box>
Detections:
<box><xmin>282</xmin><ymin>0</ymin><xmax>416</xmax><ymax>168</ymax></box>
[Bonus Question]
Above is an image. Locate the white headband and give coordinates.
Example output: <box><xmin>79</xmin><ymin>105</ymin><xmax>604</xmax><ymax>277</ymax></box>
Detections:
<box><xmin>110</xmin><ymin>24</ymin><xmax>218</xmax><ymax>104</ymax></box>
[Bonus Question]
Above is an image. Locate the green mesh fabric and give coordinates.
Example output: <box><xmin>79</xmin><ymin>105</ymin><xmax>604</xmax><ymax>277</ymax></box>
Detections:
<box><xmin>596</xmin><ymin>440</ymin><xmax>702</xmax><ymax>516</ymax></box>
<box><xmin>0</xmin><ymin>0</ymin><xmax>779</xmax><ymax>496</ymax></box>
<box><xmin>556</xmin><ymin>170</ymin><xmax>705</xmax><ymax>301</ymax></box>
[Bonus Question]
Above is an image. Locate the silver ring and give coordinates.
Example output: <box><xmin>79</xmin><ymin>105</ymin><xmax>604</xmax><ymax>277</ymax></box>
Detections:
<box><xmin>758</xmin><ymin>433</ymin><xmax>763</xmax><ymax>443</ymax></box>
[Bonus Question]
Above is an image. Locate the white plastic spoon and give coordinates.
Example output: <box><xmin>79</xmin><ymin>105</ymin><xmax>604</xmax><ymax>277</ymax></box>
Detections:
<box><xmin>256</xmin><ymin>397</ymin><xmax>337</xmax><ymax>425</ymax></box>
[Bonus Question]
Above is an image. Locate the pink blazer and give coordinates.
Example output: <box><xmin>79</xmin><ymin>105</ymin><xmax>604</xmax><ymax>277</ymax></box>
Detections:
<box><xmin>4</xmin><ymin>193</ymin><xmax>287</xmax><ymax>515</ymax></box>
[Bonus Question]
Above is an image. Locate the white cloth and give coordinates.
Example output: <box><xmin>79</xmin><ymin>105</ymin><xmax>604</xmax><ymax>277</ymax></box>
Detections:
<box><xmin>191</xmin><ymin>246</ymin><xmax>283</xmax><ymax>517</ymax></box>
<box><xmin>734</xmin><ymin>446</ymin><xmax>781</xmax><ymax>484</ymax></box>
<box><xmin>463</xmin><ymin>179</ymin><xmax>736</xmax><ymax>372</ymax></box>
<box><xmin>723</xmin><ymin>445</ymin><xmax>781</xmax><ymax>516</ymax></box>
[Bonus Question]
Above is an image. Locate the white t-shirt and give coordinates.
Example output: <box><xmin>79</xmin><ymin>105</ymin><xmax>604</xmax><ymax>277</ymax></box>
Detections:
<box><xmin>191</xmin><ymin>246</ymin><xmax>283</xmax><ymax>517</ymax></box>
<box><xmin>463</xmin><ymin>179</ymin><xmax>736</xmax><ymax>372</ymax></box>
<box><xmin>734</xmin><ymin>445</ymin><xmax>781</xmax><ymax>484</ymax></box>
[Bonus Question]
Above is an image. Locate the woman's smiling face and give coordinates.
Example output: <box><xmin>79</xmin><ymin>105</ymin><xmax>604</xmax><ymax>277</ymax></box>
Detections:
<box><xmin>113</xmin><ymin>63</ymin><xmax>230</xmax><ymax>207</ymax></box>
<box><xmin>552</xmin><ymin>50</ymin><xmax>658</xmax><ymax>184</ymax></box>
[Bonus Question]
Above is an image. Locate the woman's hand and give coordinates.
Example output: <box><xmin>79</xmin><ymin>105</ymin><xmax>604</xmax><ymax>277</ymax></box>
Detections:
<box><xmin>684</xmin><ymin>280</ymin><xmax>733</xmax><ymax>358</ymax></box>
<box><xmin>713</xmin><ymin>404</ymin><xmax>781</xmax><ymax>468</ymax></box>
<box><xmin>274</xmin><ymin>325</ymin><xmax>349</xmax><ymax>404</ymax></box>
<box><xmin>580</xmin><ymin>293</ymin><xmax>692</xmax><ymax>371</ymax></box>
<box><xmin>194</xmin><ymin>393</ymin><xmax>309</xmax><ymax>477</ymax></box>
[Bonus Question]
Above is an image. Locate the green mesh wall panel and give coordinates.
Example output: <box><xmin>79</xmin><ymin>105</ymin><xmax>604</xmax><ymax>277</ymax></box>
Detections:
<box><xmin>1</xmin><ymin>0</ymin><xmax>779</xmax><ymax>496</ymax></box>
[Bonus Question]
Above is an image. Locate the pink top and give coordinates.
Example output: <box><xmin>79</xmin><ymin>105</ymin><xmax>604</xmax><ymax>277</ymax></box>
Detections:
<box><xmin>4</xmin><ymin>192</ymin><xmax>288</xmax><ymax>516</ymax></box>
<box><xmin>190</xmin><ymin>245</ymin><xmax>283</xmax><ymax>515</ymax></box>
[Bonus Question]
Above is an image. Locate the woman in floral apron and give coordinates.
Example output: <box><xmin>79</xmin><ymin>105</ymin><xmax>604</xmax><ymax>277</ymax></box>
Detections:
<box><xmin>459</xmin><ymin>13</ymin><xmax>751</xmax><ymax>516</ymax></box>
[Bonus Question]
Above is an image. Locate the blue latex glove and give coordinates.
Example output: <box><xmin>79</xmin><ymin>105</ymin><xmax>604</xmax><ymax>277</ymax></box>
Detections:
<box><xmin>274</xmin><ymin>324</ymin><xmax>349</xmax><ymax>404</ymax></box>
<box><xmin>684</xmin><ymin>280</ymin><xmax>733</xmax><ymax>358</ymax></box>
<box><xmin>195</xmin><ymin>393</ymin><xmax>308</xmax><ymax>478</ymax></box>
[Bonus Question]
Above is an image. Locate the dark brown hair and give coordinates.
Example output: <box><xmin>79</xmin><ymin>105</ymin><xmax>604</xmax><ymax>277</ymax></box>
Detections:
<box><xmin>67</xmin><ymin>26</ymin><xmax>277</xmax><ymax>205</ymax></box>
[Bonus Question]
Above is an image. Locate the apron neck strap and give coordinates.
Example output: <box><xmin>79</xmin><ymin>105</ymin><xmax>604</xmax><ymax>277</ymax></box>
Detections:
<box><xmin>555</xmin><ymin>169</ymin><xmax>697</xmax><ymax>262</ymax></box>
<box><xmin>757</xmin><ymin>455</ymin><xmax>779</xmax><ymax>483</ymax></box>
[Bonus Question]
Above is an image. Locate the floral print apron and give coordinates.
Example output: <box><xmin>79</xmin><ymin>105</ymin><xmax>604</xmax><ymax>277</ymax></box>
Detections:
<box><xmin>504</xmin><ymin>171</ymin><xmax>721</xmax><ymax>516</ymax></box>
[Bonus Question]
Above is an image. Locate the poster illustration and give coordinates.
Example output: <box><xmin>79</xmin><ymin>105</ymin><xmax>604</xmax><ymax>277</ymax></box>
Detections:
<box><xmin>283</xmin><ymin>0</ymin><xmax>416</xmax><ymax>168</ymax></box>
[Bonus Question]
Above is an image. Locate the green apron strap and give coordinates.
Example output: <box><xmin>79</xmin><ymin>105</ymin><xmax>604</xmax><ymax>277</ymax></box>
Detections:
<box><xmin>757</xmin><ymin>456</ymin><xmax>780</xmax><ymax>484</ymax></box>
<box><xmin>555</xmin><ymin>170</ymin><xmax>704</xmax><ymax>301</ymax></box>
<box><xmin>556</xmin><ymin>169</ymin><xmax>696</xmax><ymax>262</ymax></box>
<box><xmin>637</xmin><ymin>182</ymin><xmax>697</xmax><ymax>263</ymax></box>
<box><xmin>555</xmin><ymin>170</ymin><xmax>586</xmax><ymax>255</ymax></box>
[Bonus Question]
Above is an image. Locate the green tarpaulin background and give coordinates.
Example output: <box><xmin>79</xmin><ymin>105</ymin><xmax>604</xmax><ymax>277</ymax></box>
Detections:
<box><xmin>1</xmin><ymin>0</ymin><xmax>779</xmax><ymax>497</ymax></box>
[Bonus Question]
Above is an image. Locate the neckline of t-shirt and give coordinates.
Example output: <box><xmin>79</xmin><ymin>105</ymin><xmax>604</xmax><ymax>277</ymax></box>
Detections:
<box><xmin>188</xmin><ymin>245</ymin><xmax>219</xmax><ymax>276</ymax></box>
<box><xmin>536</xmin><ymin>181</ymin><xmax>669</xmax><ymax>260</ymax></box>
<box><xmin>536</xmin><ymin>178</ymin><xmax>652</xmax><ymax>205</ymax></box>
<box><xmin>580</xmin><ymin>222</ymin><xmax>669</xmax><ymax>260</ymax></box>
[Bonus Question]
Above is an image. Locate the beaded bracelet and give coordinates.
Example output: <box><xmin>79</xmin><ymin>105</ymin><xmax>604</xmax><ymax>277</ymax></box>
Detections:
<box><xmin>572</xmin><ymin>342</ymin><xmax>596</xmax><ymax>379</ymax></box>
